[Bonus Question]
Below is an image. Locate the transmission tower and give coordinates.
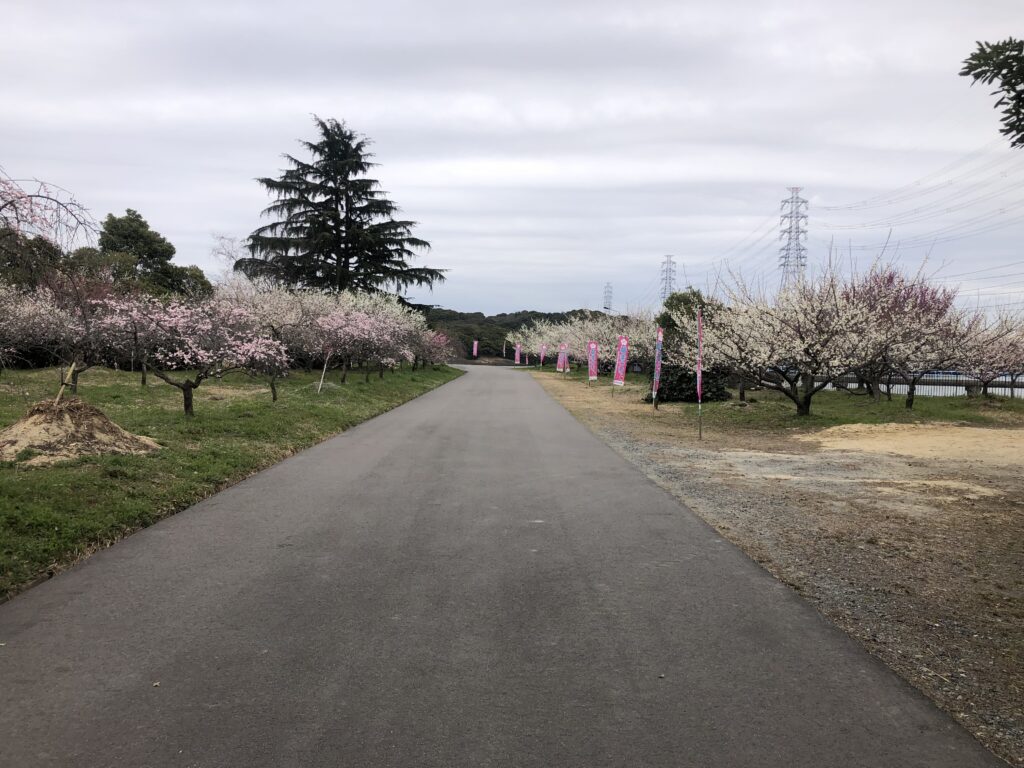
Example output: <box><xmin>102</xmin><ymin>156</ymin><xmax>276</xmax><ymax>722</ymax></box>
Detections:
<box><xmin>660</xmin><ymin>255</ymin><xmax>677</xmax><ymax>300</ymax></box>
<box><xmin>603</xmin><ymin>282</ymin><xmax>613</xmax><ymax>313</ymax></box>
<box><xmin>779</xmin><ymin>187</ymin><xmax>808</xmax><ymax>289</ymax></box>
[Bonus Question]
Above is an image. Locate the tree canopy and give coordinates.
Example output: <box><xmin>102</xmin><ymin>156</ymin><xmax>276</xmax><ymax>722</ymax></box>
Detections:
<box><xmin>99</xmin><ymin>209</ymin><xmax>212</xmax><ymax>297</ymax></box>
<box><xmin>656</xmin><ymin>287</ymin><xmax>721</xmax><ymax>339</ymax></box>
<box><xmin>961</xmin><ymin>38</ymin><xmax>1024</xmax><ymax>148</ymax></box>
<box><xmin>234</xmin><ymin>116</ymin><xmax>444</xmax><ymax>296</ymax></box>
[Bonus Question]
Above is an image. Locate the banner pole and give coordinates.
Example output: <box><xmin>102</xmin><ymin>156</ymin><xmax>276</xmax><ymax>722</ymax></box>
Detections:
<box><xmin>696</xmin><ymin>307</ymin><xmax>704</xmax><ymax>441</ymax></box>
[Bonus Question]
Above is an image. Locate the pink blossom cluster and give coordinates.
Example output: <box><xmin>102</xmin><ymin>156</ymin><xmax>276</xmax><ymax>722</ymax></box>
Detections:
<box><xmin>214</xmin><ymin>278</ymin><xmax>451</xmax><ymax>368</ymax></box>
<box><xmin>96</xmin><ymin>295</ymin><xmax>290</xmax><ymax>378</ymax></box>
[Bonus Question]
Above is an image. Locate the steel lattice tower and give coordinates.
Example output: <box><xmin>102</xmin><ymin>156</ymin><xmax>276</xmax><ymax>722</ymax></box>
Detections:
<box><xmin>779</xmin><ymin>187</ymin><xmax>808</xmax><ymax>289</ymax></box>
<box><xmin>660</xmin><ymin>255</ymin><xmax>676</xmax><ymax>300</ymax></box>
<box><xmin>603</xmin><ymin>282</ymin><xmax>613</xmax><ymax>313</ymax></box>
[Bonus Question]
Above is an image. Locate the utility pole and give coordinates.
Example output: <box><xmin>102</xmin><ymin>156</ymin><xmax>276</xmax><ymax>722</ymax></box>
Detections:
<box><xmin>603</xmin><ymin>282</ymin><xmax>613</xmax><ymax>313</ymax></box>
<box><xmin>660</xmin><ymin>255</ymin><xmax>676</xmax><ymax>300</ymax></box>
<box><xmin>779</xmin><ymin>187</ymin><xmax>808</xmax><ymax>290</ymax></box>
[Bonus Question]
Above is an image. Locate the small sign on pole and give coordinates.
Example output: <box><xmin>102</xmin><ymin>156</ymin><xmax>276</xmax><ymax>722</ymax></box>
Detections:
<box><xmin>652</xmin><ymin>327</ymin><xmax>664</xmax><ymax>408</ymax></box>
<box><xmin>612</xmin><ymin>335</ymin><xmax>629</xmax><ymax>386</ymax></box>
<box><xmin>587</xmin><ymin>341</ymin><xmax>598</xmax><ymax>383</ymax></box>
<box><xmin>514</xmin><ymin>343</ymin><xmax>521</xmax><ymax>365</ymax></box>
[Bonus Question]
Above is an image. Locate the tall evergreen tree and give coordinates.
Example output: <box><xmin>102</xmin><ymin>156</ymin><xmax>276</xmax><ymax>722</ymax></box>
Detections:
<box><xmin>235</xmin><ymin>116</ymin><xmax>444</xmax><ymax>294</ymax></box>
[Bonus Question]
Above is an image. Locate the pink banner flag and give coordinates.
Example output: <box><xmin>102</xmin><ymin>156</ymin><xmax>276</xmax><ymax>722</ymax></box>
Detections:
<box><xmin>556</xmin><ymin>342</ymin><xmax>568</xmax><ymax>372</ymax></box>
<box><xmin>540</xmin><ymin>343</ymin><xmax>548</xmax><ymax>366</ymax></box>
<box><xmin>652</xmin><ymin>327</ymin><xmax>664</xmax><ymax>399</ymax></box>
<box><xmin>514</xmin><ymin>343</ymin><xmax>521</xmax><ymax>365</ymax></box>
<box><xmin>612</xmin><ymin>335</ymin><xmax>629</xmax><ymax>386</ymax></box>
<box><xmin>696</xmin><ymin>309</ymin><xmax>704</xmax><ymax>403</ymax></box>
<box><xmin>587</xmin><ymin>341</ymin><xmax>598</xmax><ymax>381</ymax></box>
<box><xmin>472</xmin><ymin>340</ymin><xmax>479</xmax><ymax>357</ymax></box>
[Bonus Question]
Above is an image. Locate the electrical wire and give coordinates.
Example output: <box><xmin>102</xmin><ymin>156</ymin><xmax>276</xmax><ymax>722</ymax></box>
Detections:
<box><xmin>820</xmin><ymin>138</ymin><xmax>1007</xmax><ymax>211</ymax></box>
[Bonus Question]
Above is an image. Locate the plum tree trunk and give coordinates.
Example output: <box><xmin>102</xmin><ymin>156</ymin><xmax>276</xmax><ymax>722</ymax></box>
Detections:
<box><xmin>182</xmin><ymin>383</ymin><xmax>195</xmax><ymax>416</ymax></box>
<box><xmin>270</xmin><ymin>377</ymin><xmax>278</xmax><ymax>402</ymax></box>
<box><xmin>905</xmin><ymin>382</ymin><xmax>916</xmax><ymax>410</ymax></box>
<box><xmin>798</xmin><ymin>373</ymin><xmax>815</xmax><ymax>416</ymax></box>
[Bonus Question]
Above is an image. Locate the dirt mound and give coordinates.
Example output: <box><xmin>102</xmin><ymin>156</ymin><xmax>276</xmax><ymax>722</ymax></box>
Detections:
<box><xmin>0</xmin><ymin>399</ymin><xmax>160</xmax><ymax>466</ymax></box>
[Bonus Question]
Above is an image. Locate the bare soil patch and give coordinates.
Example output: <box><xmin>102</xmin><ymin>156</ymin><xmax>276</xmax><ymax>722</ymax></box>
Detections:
<box><xmin>534</xmin><ymin>373</ymin><xmax>1023</xmax><ymax>766</ymax></box>
<box><xmin>801</xmin><ymin>422</ymin><xmax>1024</xmax><ymax>466</ymax></box>
<box><xmin>0</xmin><ymin>398</ymin><xmax>160</xmax><ymax>466</ymax></box>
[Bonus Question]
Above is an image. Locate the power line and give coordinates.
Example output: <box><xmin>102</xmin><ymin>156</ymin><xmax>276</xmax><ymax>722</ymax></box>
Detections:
<box><xmin>819</xmin><ymin>175</ymin><xmax>1024</xmax><ymax>230</ymax></box>
<box><xmin>810</xmin><ymin>208</ymin><xmax>1024</xmax><ymax>251</ymax></box>
<box><xmin>936</xmin><ymin>259</ymin><xmax>1024</xmax><ymax>279</ymax></box>
<box><xmin>820</xmin><ymin>138</ymin><xmax>1006</xmax><ymax>211</ymax></box>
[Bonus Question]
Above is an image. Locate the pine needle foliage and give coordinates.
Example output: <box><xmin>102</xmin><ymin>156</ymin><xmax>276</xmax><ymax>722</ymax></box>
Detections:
<box><xmin>236</xmin><ymin>116</ymin><xmax>444</xmax><ymax>294</ymax></box>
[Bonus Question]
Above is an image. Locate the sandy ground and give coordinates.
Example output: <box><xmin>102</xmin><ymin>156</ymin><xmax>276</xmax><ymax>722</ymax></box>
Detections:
<box><xmin>534</xmin><ymin>373</ymin><xmax>1024</xmax><ymax>766</ymax></box>
<box><xmin>0</xmin><ymin>399</ymin><xmax>160</xmax><ymax>466</ymax></box>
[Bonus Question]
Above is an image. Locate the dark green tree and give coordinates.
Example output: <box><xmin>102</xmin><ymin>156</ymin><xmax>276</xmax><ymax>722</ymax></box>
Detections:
<box><xmin>649</xmin><ymin>287</ymin><xmax>731</xmax><ymax>404</ymax></box>
<box><xmin>0</xmin><ymin>229</ymin><xmax>62</xmax><ymax>288</ymax></box>
<box><xmin>961</xmin><ymin>38</ymin><xmax>1024</xmax><ymax>147</ymax></box>
<box><xmin>656</xmin><ymin>287</ymin><xmax>721</xmax><ymax>340</ymax></box>
<box><xmin>98</xmin><ymin>209</ymin><xmax>212</xmax><ymax>297</ymax></box>
<box><xmin>235</xmin><ymin>116</ymin><xmax>444</xmax><ymax>294</ymax></box>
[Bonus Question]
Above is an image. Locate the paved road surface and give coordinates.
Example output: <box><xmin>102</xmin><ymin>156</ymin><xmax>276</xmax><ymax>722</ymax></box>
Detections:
<box><xmin>0</xmin><ymin>367</ymin><xmax>1002</xmax><ymax>767</ymax></box>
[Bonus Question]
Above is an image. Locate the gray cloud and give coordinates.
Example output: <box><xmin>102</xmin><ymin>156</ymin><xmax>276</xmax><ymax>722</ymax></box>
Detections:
<box><xmin>3</xmin><ymin>0</ymin><xmax>1022</xmax><ymax>313</ymax></box>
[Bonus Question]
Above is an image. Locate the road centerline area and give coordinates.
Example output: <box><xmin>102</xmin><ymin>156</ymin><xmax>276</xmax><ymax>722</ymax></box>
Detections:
<box><xmin>0</xmin><ymin>366</ymin><xmax>1002</xmax><ymax>767</ymax></box>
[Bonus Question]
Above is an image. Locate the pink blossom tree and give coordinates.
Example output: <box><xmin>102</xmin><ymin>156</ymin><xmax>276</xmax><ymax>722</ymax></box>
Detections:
<box><xmin>1</xmin><ymin>168</ymin><xmax>95</xmax><ymax>260</ymax></box>
<box><xmin>415</xmin><ymin>330</ymin><xmax>454</xmax><ymax>366</ymax></box>
<box><xmin>958</xmin><ymin>313</ymin><xmax>1022</xmax><ymax>396</ymax></box>
<box><xmin>843</xmin><ymin>266</ymin><xmax>961</xmax><ymax>408</ymax></box>
<box><xmin>98</xmin><ymin>296</ymin><xmax>289</xmax><ymax>415</ymax></box>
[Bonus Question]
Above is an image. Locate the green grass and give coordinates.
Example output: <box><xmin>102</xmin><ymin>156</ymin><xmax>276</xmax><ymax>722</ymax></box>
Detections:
<box><xmin>0</xmin><ymin>364</ymin><xmax>462</xmax><ymax>597</ymax></box>
<box><xmin>537</xmin><ymin>366</ymin><xmax>1024</xmax><ymax>431</ymax></box>
<box><xmin>691</xmin><ymin>387</ymin><xmax>1024</xmax><ymax>431</ymax></box>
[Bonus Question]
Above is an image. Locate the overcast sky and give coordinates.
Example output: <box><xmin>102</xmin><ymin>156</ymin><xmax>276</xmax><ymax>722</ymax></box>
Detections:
<box><xmin>3</xmin><ymin>0</ymin><xmax>1022</xmax><ymax>314</ymax></box>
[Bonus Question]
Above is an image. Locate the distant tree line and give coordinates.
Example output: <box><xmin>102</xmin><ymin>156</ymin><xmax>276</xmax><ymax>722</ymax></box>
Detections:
<box><xmin>425</xmin><ymin>308</ymin><xmax>595</xmax><ymax>358</ymax></box>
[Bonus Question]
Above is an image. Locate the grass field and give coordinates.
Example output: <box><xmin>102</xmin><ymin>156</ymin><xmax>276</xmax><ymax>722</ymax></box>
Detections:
<box><xmin>534</xmin><ymin>366</ymin><xmax>1024</xmax><ymax>430</ymax></box>
<box><xmin>0</xmin><ymin>364</ymin><xmax>462</xmax><ymax>597</ymax></box>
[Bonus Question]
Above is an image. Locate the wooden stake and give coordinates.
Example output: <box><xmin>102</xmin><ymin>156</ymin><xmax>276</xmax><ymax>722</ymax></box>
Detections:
<box><xmin>317</xmin><ymin>355</ymin><xmax>331</xmax><ymax>394</ymax></box>
<box><xmin>54</xmin><ymin>361</ymin><xmax>76</xmax><ymax>406</ymax></box>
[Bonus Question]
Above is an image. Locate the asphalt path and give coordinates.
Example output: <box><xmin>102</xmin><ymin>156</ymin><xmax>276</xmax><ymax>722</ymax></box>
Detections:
<box><xmin>0</xmin><ymin>366</ymin><xmax>1003</xmax><ymax>767</ymax></box>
